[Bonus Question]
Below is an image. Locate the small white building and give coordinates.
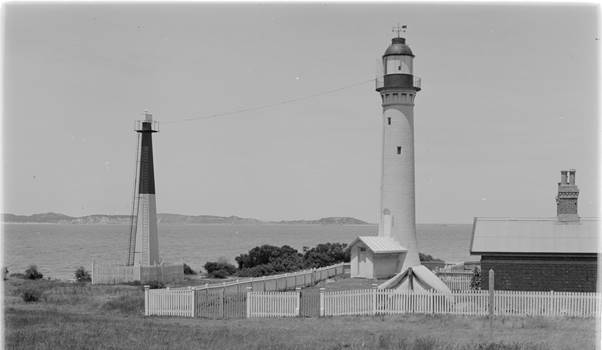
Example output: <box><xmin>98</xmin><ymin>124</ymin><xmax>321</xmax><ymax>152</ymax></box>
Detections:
<box><xmin>349</xmin><ymin>236</ymin><xmax>406</xmax><ymax>279</ymax></box>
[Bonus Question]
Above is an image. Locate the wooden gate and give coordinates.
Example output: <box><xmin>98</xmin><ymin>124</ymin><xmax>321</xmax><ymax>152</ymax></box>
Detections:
<box><xmin>195</xmin><ymin>289</ymin><xmax>246</xmax><ymax>319</ymax></box>
<box><xmin>299</xmin><ymin>289</ymin><xmax>320</xmax><ymax>317</ymax></box>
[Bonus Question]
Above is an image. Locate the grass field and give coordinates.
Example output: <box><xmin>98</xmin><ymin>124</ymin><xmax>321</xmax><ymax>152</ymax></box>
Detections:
<box><xmin>3</xmin><ymin>278</ymin><xmax>599</xmax><ymax>350</ymax></box>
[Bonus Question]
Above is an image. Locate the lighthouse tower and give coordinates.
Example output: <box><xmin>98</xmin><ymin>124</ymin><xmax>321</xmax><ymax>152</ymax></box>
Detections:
<box><xmin>127</xmin><ymin>112</ymin><xmax>160</xmax><ymax>266</ymax></box>
<box><xmin>376</xmin><ymin>27</ymin><xmax>421</xmax><ymax>272</ymax></box>
<box><xmin>373</xmin><ymin>27</ymin><xmax>450</xmax><ymax>293</ymax></box>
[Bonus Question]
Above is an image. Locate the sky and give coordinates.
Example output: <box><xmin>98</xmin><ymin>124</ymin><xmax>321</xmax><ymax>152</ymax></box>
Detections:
<box><xmin>3</xmin><ymin>3</ymin><xmax>599</xmax><ymax>223</ymax></box>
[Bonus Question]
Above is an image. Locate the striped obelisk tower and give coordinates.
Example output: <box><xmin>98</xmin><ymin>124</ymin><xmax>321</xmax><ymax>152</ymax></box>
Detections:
<box><xmin>128</xmin><ymin>112</ymin><xmax>160</xmax><ymax>266</ymax></box>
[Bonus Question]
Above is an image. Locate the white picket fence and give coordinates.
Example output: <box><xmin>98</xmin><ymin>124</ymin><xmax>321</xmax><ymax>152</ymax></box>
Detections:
<box><xmin>145</xmin><ymin>288</ymin><xmax>194</xmax><ymax>317</ymax></box>
<box><xmin>247</xmin><ymin>291</ymin><xmax>300</xmax><ymax>318</ymax></box>
<box><xmin>323</xmin><ymin>289</ymin><xmax>489</xmax><ymax>316</ymax></box>
<box><xmin>145</xmin><ymin>262</ymin><xmax>347</xmax><ymax>318</ymax></box>
<box><xmin>247</xmin><ymin>289</ymin><xmax>599</xmax><ymax>318</ymax></box>
<box><xmin>323</xmin><ymin>289</ymin><xmax>374</xmax><ymax>316</ymax></box>
<box><xmin>180</xmin><ymin>262</ymin><xmax>346</xmax><ymax>294</ymax></box>
<box><xmin>436</xmin><ymin>272</ymin><xmax>473</xmax><ymax>291</ymax></box>
<box><xmin>494</xmin><ymin>290</ymin><xmax>599</xmax><ymax>317</ymax></box>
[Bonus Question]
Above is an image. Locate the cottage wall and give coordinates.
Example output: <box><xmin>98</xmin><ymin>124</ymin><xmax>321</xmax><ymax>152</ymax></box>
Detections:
<box><xmin>480</xmin><ymin>254</ymin><xmax>597</xmax><ymax>292</ymax></box>
<box><xmin>373</xmin><ymin>253</ymin><xmax>401</xmax><ymax>279</ymax></box>
<box><xmin>350</xmin><ymin>242</ymin><xmax>374</xmax><ymax>278</ymax></box>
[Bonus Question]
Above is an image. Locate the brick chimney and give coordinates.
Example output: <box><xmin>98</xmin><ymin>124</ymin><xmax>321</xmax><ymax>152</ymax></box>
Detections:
<box><xmin>556</xmin><ymin>169</ymin><xmax>579</xmax><ymax>221</ymax></box>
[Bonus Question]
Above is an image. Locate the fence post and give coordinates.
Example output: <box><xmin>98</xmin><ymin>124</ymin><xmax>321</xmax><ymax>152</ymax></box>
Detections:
<box><xmin>295</xmin><ymin>287</ymin><xmax>301</xmax><ymax>316</ymax></box>
<box><xmin>263</xmin><ymin>276</ymin><xmax>266</xmax><ymax>292</ymax></box>
<box><xmin>144</xmin><ymin>285</ymin><xmax>150</xmax><ymax>316</ymax></box>
<box><xmin>246</xmin><ymin>286</ymin><xmax>252</xmax><ymax>318</ymax></box>
<box><xmin>91</xmin><ymin>260</ymin><xmax>95</xmax><ymax>284</ymax></box>
<box><xmin>220</xmin><ymin>287</ymin><xmax>225</xmax><ymax>319</ymax></box>
<box><xmin>372</xmin><ymin>283</ymin><xmax>378</xmax><ymax>316</ymax></box>
<box><xmin>431</xmin><ymin>290</ymin><xmax>435</xmax><ymax>314</ymax></box>
<box><xmin>189</xmin><ymin>287</ymin><xmax>197</xmax><ymax>318</ymax></box>
<box><xmin>488</xmin><ymin>269</ymin><xmax>495</xmax><ymax>317</ymax></box>
<box><xmin>284</xmin><ymin>273</ymin><xmax>288</xmax><ymax>291</ymax></box>
<box><xmin>319</xmin><ymin>287</ymin><xmax>325</xmax><ymax>317</ymax></box>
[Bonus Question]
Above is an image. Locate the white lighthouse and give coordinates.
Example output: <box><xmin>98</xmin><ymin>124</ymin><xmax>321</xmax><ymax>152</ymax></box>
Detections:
<box><xmin>376</xmin><ymin>30</ymin><xmax>421</xmax><ymax>272</ymax></box>
<box><xmin>349</xmin><ymin>27</ymin><xmax>450</xmax><ymax>293</ymax></box>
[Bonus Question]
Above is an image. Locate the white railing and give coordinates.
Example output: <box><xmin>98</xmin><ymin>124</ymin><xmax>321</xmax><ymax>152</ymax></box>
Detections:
<box><xmin>145</xmin><ymin>287</ymin><xmax>194</xmax><ymax>317</ymax></box>
<box><xmin>244</xmin><ymin>289</ymin><xmax>599</xmax><ymax>319</ymax></box>
<box><xmin>324</xmin><ymin>289</ymin><xmax>374</xmax><ymax>316</ymax></box>
<box><xmin>321</xmin><ymin>289</ymin><xmax>599</xmax><ymax>318</ymax></box>
<box><xmin>247</xmin><ymin>291</ymin><xmax>299</xmax><ymax>318</ymax></box>
<box><xmin>436</xmin><ymin>272</ymin><xmax>473</xmax><ymax>291</ymax></box>
<box><xmin>494</xmin><ymin>290</ymin><xmax>599</xmax><ymax>318</ymax></box>
<box><xmin>182</xmin><ymin>262</ymin><xmax>347</xmax><ymax>293</ymax></box>
<box><xmin>413</xmin><ymin>76</ymin><xmax>421</xmax><ymax>89</ymax></box>
<box><xmin>146</xmin><ymin>286</ymin><xmax>600</xmax><ymax>319</ymax></box>
<box><xmin>322</xmin><ymin>289</ymin><xmax>489</xmax><ymax>317</ymax></box>
<box><xmin>375</xmin><ymin>77</ymin><xmax>384</xmax><ymax>89</ymax></box>
<box><xmin>376</xmin><ymin>290</ymin><xmax>488</xmax><ymax>316</ymax></box>
<box><xmin>374</xmin><ymin>76</ymin><xmax>421</xmax><ymax>90</ymax></box>
<box><xmin>145</xmin><ymin>262</ymin><xmax>347</xmax><ymax>318</ymax></box>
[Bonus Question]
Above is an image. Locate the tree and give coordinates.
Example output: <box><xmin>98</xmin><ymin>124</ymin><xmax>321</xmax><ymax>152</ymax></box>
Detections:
<box><xmin>183</xmin><ymin>263</ymin><xmax>196</xmax><ymax>275</ymax></box>
<box><xmin>235</xmin><ymin>245</ymin><xmax>303</xmax><ymax>270</ymax></box>
<box><xmin>74</xmin><ymin>266</ymin><xmax>91</xmax><ymax>282</ymax></box>
<box><xmin>233</xmin><ymin>242</ymin><xmax>351</xmax><ymax>278</ymax></box>
<box><xmin>204</xmin><ymin>258</ymin><xmax>237</xmax><ymax>278</ymax></box>
<box><xmin>303</xmin><ymin>243</ymin><xmax>349</xmax><ymax>268</ymax></box>
<box><xmin>470</xmin><ymin>267</ymin><xmax>481</xmax><ymax>290</ymax></box>
<box><xmin>24</xmin><ymin>265</ymin><xmax>43</xmax><ymax>280</ymax></box>
<box><xmin>419</xmin><ymin>253</ymin><xmax>444</xmax><ymax>263</ymax></box>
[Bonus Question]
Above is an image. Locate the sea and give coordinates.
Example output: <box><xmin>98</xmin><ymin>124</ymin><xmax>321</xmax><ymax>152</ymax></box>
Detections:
<box><xmin>3</xmin><ymin>223</ymin><xmax>474</xmax><ymax>280</ymax></box>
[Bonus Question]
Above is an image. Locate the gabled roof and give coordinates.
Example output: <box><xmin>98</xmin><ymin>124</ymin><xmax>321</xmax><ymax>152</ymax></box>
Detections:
<box><xmin>349</xmin><ymin>236</ymin><xmax>407</xmax><ymax>254</ymax></box>
<box><xmin>470</xmin><ymin>217</ymin><xmax>600</xmax><ymax>255</ymax></box>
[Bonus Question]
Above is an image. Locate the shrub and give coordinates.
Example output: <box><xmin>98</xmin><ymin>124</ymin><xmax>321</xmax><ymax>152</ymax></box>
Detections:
<box><xmin>235</xmin><ymin>245</ymin><xmax>302</xmax><ymax>270</ymax></box>
<box><xmin>204</xmin><ymin>258</ymin><xmax>236</xmax><ymax>278</ymax></box>
<box><xmin>419</xmin><ymin>253</ymin><xmax>444</xmax><ymax>263</ymax></box>
<box><xmin>21</xmin><ymin>287</ymin><xmax>43</xmax><ymax>302</ymax></box>
<box><xmin>470</xmin><ymin>267</ymin><xmax>481</xmax><ymax>290</ymax></box>
<box><xmin>74</xmin><ymin>266</ymin><xmax>91</xmax><ymax>283</ymax></box>
<box><xmin>183</xmin><ymin>263</ymin><xmax>196</xmax><ymax>275</ymax></box>
<box><xmin>24</xmin><ymin>265</ymin><xmax>43</xmax><ymax>280</ymax></box>
<box><xmin>237</xmin><ymin>264</ymin><xmax>276</xmax><ymax>277</ymax></box>
<box><xmin>303</xmin><ymin>243</ymin><xmax>349</xmax><ymax>268</ymax></box>
<box><xmin>234</xmin><ymin>242</ymin><xmax>352</xmax><ymax>277</ymax></box>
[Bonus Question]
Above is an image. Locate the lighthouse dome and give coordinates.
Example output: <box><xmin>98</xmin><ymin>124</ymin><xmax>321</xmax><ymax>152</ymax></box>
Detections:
<box><xmin>383</xmin><ymin>37</ymin><xmax>414</xmax><ymax>57</ymax></box>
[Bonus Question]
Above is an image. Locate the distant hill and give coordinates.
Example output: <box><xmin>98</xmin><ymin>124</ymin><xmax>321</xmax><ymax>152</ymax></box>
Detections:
<box><xmin>1</xmin><ymin>213</ymin><xmax>370</xmax><ymax>225</ymax></box>
<box><xmin>275</xmin><ymin>217</ymin><xmax>369</xmax><ymax>225</ymax></box>
<box><xmin>157</xmin><ymin>213</ymin><xmax>262</xmax><ymax>224</ymax></box>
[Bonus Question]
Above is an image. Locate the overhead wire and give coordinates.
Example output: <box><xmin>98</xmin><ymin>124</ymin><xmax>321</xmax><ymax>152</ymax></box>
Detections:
<box><xmin>161</xmin><ymin>77</ymin><xmax>376</xmax><ymax>125</ymax></box>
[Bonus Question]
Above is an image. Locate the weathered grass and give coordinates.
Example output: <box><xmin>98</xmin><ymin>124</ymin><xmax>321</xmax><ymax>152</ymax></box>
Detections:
<box><xmin>3</xmin><ymin>278</ymin><xmax>597</xmax><ymax>350</ymax></box>
<box><xmin>5</xmin><ymin>308</ymin><xmax>592</xmax><ymax>350</ymax></box>
<box><xmin>100</xmin><ymin>295</ymin><xmax>144</xmax><ymax>314</ymax></box>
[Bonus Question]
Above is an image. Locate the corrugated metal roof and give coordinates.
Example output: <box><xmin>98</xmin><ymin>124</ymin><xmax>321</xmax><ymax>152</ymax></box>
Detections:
<box><xmin>350</xmin><ymin>236</ymin><xmax>407</xmax><ymax>253</ymax></box>
<box><xmin>470</xmin><ymin>217</ymin><xmax>600</xmax><ymax>254</ymax></box>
